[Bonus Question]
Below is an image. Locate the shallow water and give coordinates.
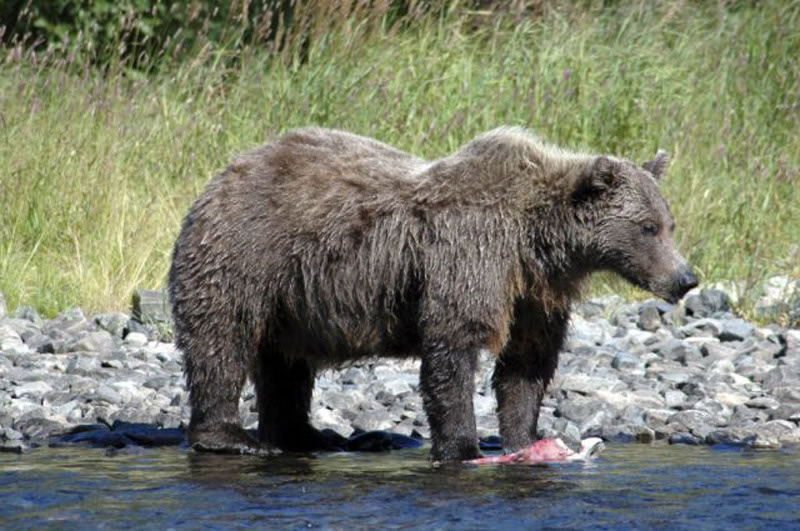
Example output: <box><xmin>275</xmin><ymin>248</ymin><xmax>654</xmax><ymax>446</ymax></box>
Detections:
<box><xmin>2</xmin><ymin>443</ymin><xmax>799</xmax><ymax>529</ymax></box>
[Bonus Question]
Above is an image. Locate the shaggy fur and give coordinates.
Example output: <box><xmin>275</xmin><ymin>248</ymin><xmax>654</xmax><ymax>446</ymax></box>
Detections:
<box><xmin>169</xmin><ymin>126</ymin><xmax>697</xmax><ymax>461</ymax></box>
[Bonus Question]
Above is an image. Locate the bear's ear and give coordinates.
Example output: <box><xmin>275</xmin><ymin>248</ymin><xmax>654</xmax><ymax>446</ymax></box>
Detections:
<box><xmin>643</xmin><ymin>150</ymin><xmax>670</xmax><ymax>180</ymax></box>
<box><xmin>571</xmin><ymin>156</ymin><xmax>616</xmax><ymax>202</ymax></box>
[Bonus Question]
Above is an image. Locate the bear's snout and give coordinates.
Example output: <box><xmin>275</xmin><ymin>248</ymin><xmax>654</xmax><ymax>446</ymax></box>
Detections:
<box><xmin>672</xmin><ymin>266</ymin><xmax>698</xmax><ymax>301</ymax></box>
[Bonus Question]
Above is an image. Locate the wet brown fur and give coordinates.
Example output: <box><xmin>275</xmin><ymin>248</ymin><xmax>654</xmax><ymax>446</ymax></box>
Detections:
<box><xmin>169</xmin><ymin>126</ymin><xmax>695</xmax><ymax>460</ymax></box>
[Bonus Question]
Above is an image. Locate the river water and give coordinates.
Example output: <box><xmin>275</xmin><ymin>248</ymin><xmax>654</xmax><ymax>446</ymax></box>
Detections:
<box><xmin>2</xmin><ymin>443</ymin><xmax>799</xmax><ymax>529</ymax></box>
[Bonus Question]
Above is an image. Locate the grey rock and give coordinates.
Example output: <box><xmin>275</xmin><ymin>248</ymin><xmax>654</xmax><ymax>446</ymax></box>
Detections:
<box><xmin>612</xmin><ymin>352</ymin><xmax>645</xmax><ymax>371</ymax></box>
<box><xmin>745</xmin><ymin>396</ymin><xmax>780</xmax><ymax>410</ymax></box>
<box><xmin>684</xmin><ymin>290</ymin><xmax>731</xmax><ymax>318</ymax></box>
<box><xmin>692</xmin><ymin>398</ymin><xmax>731</xmax><ymax>426</ymax></box>
<box><xmin>13</xmin><ymin>306</ymin><xmax>43</xmax><ymax>326</ymax></box>
<box><xmin>66</xmin><ymin>331</ymin><xmax>115</xmax><ymax>353</ymax></box>
<box><xmin>351</xmin><ymin>410</ymin><xmax>394</xmax><ymax>433</ymax></box>
<box><xmin>700</xmin><ymin>342</ymin><xmax>737</xmax><ymax>361</ymax></box>
<box><xmin>637</xmin><ymin>304</ymin><xmax>662</xmax><ymax>331</ymax></box>
<box><xmin>94</xmin><ymin>313</ymin><xmax>129</xmax><ymax>338</ymax></box>
<box><xmin>0</xmin><ymin>325</ymin><xmax>24</xmax><ymax>351</ymax></box>
<box><xmin>718</xmin><ymin>318</ymin><xmax>754</xmax><ymax>342</ymax></box>
<box><xmin>559</xmin><ymin>374</ymin><xmax>625</xmax><ymax>395</ymax></box>
<box><xmin>312</xmin><ymin>406</ymin><xmax>349</xmax><ymax>433</ymax></box>
<box><xmin>748</xmin><ymin>420</ymin><xmax>795</xmax><ymax>449</ymax></box>
<box><xmin>669</xmin><ymin>431</ymin><xmax>702</xmax><ymax>445</ymax></box>
<box><xmin>664</xmin><ymin>390</ymin><xmax>688</xmax><ymax>409</ymax></box>
<box><xmin>66</xmin><ymin>354</ymin><xmax>100</xmax><ymax>375</ymax></box>
<box><xmin>707</xmin><ymin>359</ymin><xmax>736</xmax><ymax>375</ymax></box>
<box><xmin>761</xmin><ymin>366</ymin><xmax>799</xmax><ymax>391</ymax></box>
<box><xmin>574</xmin><ymin>300</ymin><xmax>604</xmax><ymax>319</ymax></box>
<box><xmin>631</xmin><ymin>425</ymin><xmax>656</xmax><ymax>443</ymax></box>
<box><xmin>14</xmin><ymin>417</ymin><xmax>66</xmax><ymax>440</ymax></box>
<box><xmin>13</xmin><ymin>381</ymin><xmax>53</xmax><ymax>398</ymax></box>
<box><xmin>25</xmin><ymin>332</ymin><xmax>55</xmax><ymax>354</ymax></box>
<box><xmin>680</xmin><ymin>318</ymin><xmax>723</xmax><ymax>338</ymax></box>
<box><xmin>656</xmin><ymin>370</ymin><xmax>694</xmax><ymax>386</ymax></box>
<box><xmin>616</xmin><ymin>405</ymin><xmax>646</xmax><ymax>425</ymax></box>
<box><xmin>579</xmin><ymin>409</ymin><xmax>612</xmax><ymax>437</ymax></box>
<box><xmin>569</xmin><ymin>317</ymin><xmax>609</xmax><ymax>345</ymax></box>
<box><xmin>0</xmin><ymin>440</ymin><xmax>31</xmax><ymax>453</ymax></box>
<box><xmin>668</xmin><ymin>410</ymin><xmax>715</xmax><ymax>437</ymax></box>
<box><xmin>785</xmin><ymin>330</ymin><xmax>800</xmax><ymax>357</ymax></box>
<box><xmin>382</xmin><ymin>378</ymin><xmax>413</xmax><ymax>397</ymax></box>
<box><xmin>705</xmin><ymin>428</ymin><xmax>758</xmax><ymax>446</ymax></box>
<box><xmin>125</xmin><ymin>320</ymin><xmax>157</xmax><ymax>341</ymax></box>
<box><xmin>143</xmin><ymin>376</ymin><xmax>171</xmax><ymax>390</ymax></box>
<box><xmin>4</xmin><ymin>426</ymin><xmax>23</xmax><ymax>440</ymax></box>
<box><xmin>548</xmin><ymin>418</ymin><xmax>582</xmax><ymax>450</ymax></box>
<box><xmin>393</xmin><ymin>418</ymin><xmax>418</xmax><ymax>437</ymax></box>
<box><xmin>771</xmin><ymin>386</ymin><xmax>800</xmax><ymax>404</ymax></box>
<box><xmin>341</xmin><ymin>367</ymin><xmax>368</xmax><ymax>385</ymax></box>
<box><xmin>45</xmin><ymin>308</ymin><xmax>89</xmax><ymax>336</ymax></box>
<box><xmin>96</xmin><ymin>385</ymin><xmax>123</xmax><ymax>405</ymax></box>
<box><xmin>752</xmin><ymin>339</ymin><xmax>783</xmax><ymax>362</ymax></box>
<box><xmin>768</xmin><ymin>404</ymin><xmax>800</xmax><ymax>422</ymax></box>
<box><xmin>656</xmin><ymin>339</ymin><xmax>703</xmax><ymax>365</ymax></box>
<box><xmin>475</xmin><ymin>414</ymin><xmax>498</xmax><ymax>439</ymax></box>
<box><xmin>556</xmin><ymin>397</ymin><xmax>606</xmax><ymax>424</ymax></box>
<box><xmin>0</xmin><ymin>292</ymin><xmax>6</xmax><ymax>319</ymax></box>
<box><xmin>131</xmin><ymin>289</ymin><xmax>171</xmax><ymax>324</ymax></box>
<box><xmin>629</xmin><ymin>388</ymin><xmax>667</xmax><ymax>409</ymax></box>
<box><xmin>473</xmin><ymin>393</ymin><xmax>496</xmax><ymax>417</ymax></box>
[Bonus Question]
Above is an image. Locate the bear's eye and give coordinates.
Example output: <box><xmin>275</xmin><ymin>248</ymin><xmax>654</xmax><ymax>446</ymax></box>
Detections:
<box><xmin>641</xmin><ymin>222</ymin><xmax>659</xmax><ymax>236</ymax></box>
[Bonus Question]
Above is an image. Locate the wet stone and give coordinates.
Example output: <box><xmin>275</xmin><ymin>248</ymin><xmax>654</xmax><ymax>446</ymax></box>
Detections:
<box><xmin>14</xmin><ymin>417</ymin><xmax>67</xmax><ymax>440</ymax></box>
<box><xmin>668</xmin><ymin>410</ymin><xmax>715</xmax><ymax>437</ymax></box>
<box><xmin>705</xmin><ymin>428</ymin><xmax>758</xmax><ymax>447</ymax></box>
<box><xmin>669</xmin><ymin>431</ymin><xmax>702</xmax><ymax>445</ymax></box>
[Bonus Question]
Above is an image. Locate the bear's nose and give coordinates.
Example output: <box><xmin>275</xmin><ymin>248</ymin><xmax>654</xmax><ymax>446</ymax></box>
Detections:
<box><xmin>677</xmin><ymin>267</ymin><xmax>699</xmax><ymax>295</ymax></box>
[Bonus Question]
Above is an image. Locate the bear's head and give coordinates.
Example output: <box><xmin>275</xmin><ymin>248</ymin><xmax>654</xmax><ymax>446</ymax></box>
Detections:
<box><xmin>570</xmin><ymin>151</ymin><xmax>698</xmax><ymax>304</ymax></box>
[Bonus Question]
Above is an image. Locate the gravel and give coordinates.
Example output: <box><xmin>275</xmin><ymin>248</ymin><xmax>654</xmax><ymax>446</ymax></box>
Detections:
<box><xmin>1</xmin><ymin>283</ymin><xmax>799</xmax><ymax>454</ymax></box>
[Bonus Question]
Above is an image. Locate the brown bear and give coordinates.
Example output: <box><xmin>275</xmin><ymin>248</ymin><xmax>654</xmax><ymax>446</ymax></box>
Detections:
<box><xmin>168</xmin><ymin>126</ymin><xmax>697</xmax><ymax>461</ymax></box>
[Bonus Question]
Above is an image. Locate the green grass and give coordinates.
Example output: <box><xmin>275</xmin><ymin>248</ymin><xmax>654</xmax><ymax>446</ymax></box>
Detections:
<box><xmin>1</xmin><ymin>2</ymin><xmax>798</xmax><ymax>321</ymax></box>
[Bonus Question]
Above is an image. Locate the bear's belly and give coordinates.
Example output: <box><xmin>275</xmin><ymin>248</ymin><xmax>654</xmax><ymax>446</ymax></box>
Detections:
<box><xmin>273</xmin><ymin>313</ymin><xmax>421</xmax><ymax>366</ymax></box>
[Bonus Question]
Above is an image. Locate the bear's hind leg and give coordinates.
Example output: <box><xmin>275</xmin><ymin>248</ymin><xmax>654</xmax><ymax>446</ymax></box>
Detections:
<box><xmin>185</xmin><ymin>339</ymin><xmax>271</xmax><ymax>455</ymax></box>
<box><xmin>256</xmin><ymin>348</ymin><xmax>346</xmax><ymax>452</ymax></box>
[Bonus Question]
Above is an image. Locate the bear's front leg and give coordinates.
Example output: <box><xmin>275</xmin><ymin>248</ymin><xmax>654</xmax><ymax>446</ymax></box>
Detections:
<box><xmin>493</xmin><ymin>305</ymin><xmax>568</xmax><ymax>453</ymax></box>
<box><xmin>419</xmin><ymin>341</ymin><xmax>481</xmax><ymax>462</ymax></box>
<box><xmin>493</xmin><ymin>355</ymin><xmax>550</xmax><ymax>452</ymax></box>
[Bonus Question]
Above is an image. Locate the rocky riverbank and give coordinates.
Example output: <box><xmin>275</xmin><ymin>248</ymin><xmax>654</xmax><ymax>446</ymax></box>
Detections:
<box><xmin>1</xmin><ymin>286</ymin><xmax>799</xmax><ymax>454</ymax></box>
